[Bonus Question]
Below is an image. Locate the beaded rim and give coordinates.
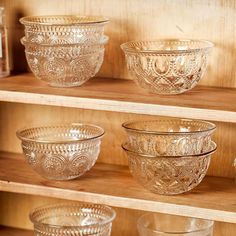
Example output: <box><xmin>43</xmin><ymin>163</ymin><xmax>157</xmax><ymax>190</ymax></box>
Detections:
<box><xmin>30</xmin><ymin>203</ymin><xmax>116</xmax><ymax>229</ymax></box>
<box><xmin>122</xmin><ymin>141</ymin><xmax>217</xmax><ymax>158</ymax></box>
<box><xmin>20</xmin><ymin>35</ymin><xmax>109</xmax><ymax>47</ymax></box>
<box><xmin>16</xmin><ymin>123</ymin><xmax>105</xmax><ymax>144</ymax></box>
<box><xmin>120</xmin><ymin>39</ymin><xmax>214</xmax><ymax>54</ymax></box>
<box><xmin>20</xmin><ymin>15</ymin><xmax>109</xmax><ymax>26</ymax></box>
<box><xmin>122</xmin><ymin>119</ymin><xmax>216</xmax><ymax>135</ymax></box>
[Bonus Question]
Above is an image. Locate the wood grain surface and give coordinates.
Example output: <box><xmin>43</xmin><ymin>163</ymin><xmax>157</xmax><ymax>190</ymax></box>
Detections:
<box><xmin>0</xmin><ymin>152</ymin><xmax>235</xmax><ymax>223</ymax></box>
<box><xmin>1</xmin><ymin>74</ymin><xmax>236</xmax><ymax>122</ymax></box>
<box><xmin>0</xmin><ymin>226</ymin><xmax>33</xmax><ymax>236</ymax></box>
<box><xmin>0</xmin><ymin>192</ymin><xmax>236</xmax><ymax>236</ymax></box>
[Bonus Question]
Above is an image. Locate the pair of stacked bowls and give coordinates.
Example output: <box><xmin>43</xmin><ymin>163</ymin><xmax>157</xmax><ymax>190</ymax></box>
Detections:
<box><xmin>121</xmin><ymin>39</ymin><xmax>213</xmax><ymax>94</ymax></box>
<box><xmin>16</xmin><ymin>123</ymin><xmax>104</xmax><ymax>180</ymax></box>
<box><xmin>122</xmin><ymin>118</ymin><xmax>216</xmax><ymax>195</ymax></box>
<box><xmin>20</xmin><ymin>15</ymin><xmax>109</xmax><ymax>87</ymax></box>
<box><xmin>30</xmin><ymin>203</ymin><xmax>116</xmax><ymax>236</ymax></box>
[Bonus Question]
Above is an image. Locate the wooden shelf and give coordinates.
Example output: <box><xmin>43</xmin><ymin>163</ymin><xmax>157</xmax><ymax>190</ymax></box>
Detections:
<box><xmin>0</xmin><ymin>226</ymin><xmax>33</xmax><ymax>236</ymax></box>
<box><xmin>0</xmin><ymin>152</ymin><xmax>235</xmax><ymax>223</ymax></box>
<box><xmin>0</xmin><ymin>73</ymin><xmax>236</xmax><ymax>122</ymax></box>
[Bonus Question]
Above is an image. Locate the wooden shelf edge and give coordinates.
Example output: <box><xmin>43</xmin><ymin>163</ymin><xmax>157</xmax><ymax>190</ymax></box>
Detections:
<box><xmin>0</xmin><ymin>73</ymin><xmax>236</xmax><ymax>122</ymax></box>
<box><xmin>1</xmin><ymin>181</ymin><xmax>236</xmax><ymax>224</ymax></box>
<box><xmin>0</xmin><ymin>226</ymin><xmax>33</xmax><ymax>235</ymax></box>
<box><xmin>0</xmin><ymin>152</ymin><xmax>236</xmax><ymax>223</ymax></box>
<box><xmin>1</xmin><ymin>90</ymin><xmax>236</xmax><ymax>123</ymax></box>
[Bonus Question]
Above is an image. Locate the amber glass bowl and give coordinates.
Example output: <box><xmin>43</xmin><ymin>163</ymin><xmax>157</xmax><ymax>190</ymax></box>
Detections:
<box><xmin>121</xmin><ymin>39</ymin><xmax>213</xmax><ymax>94</ymax></box>
<box><xmin>16</xmin><ymin>123</ymin><xmax>104</xmax><ymax>180</ymax></box>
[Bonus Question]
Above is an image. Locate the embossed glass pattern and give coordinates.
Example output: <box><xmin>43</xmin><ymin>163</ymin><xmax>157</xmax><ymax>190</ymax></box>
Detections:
<box><xmin>121</xmin><ymin>39</ymin><xmax>213</xmax><ymax>94</ymax></box>
<box><xmin>20</xmin><ymin>15</ymin><xmax>109</xmax><ymax>44</ymax></box>
<box><xmin>30</xmin><ymin>203</ymin><xmax>116</xmax><ymax>236</ymax></box>
<box><xmin>122</xmin><ymin>142</ymin><xmax>216</xmax><ymax>195</ymax></box>
<box><xmin>21</xmin><ymin>36</ymin><xmax>108</xmax><ymax>87</ymax></box>
<box><xmin>122</xmin><ymin>118</ymin><xmax>216</xmax><ymax>156</ymax></box>
<box><xmin>137</xmin><ymin>213</ymin><xmax>214</xmax><ymax>235</ymax></box>
<box><xmin>16</xmin><ymin>123</ymin><xmax>104</xmax><ymax>180</ymax></box>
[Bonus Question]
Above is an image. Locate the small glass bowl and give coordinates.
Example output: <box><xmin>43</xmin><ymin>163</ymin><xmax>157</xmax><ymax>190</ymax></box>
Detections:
<box><xmin>122</xmin><ymin>142</ymin><xmax>216</xmax><ymax>195</ymax></box>
<box><xmin>30</xmin><ymin>203</ymin><xmax>116</xmax><ymax>236</ymax></box>
<box><xmin>137</xmin><ymin>213</ymin><xmax>214</xmax><ymax>236</ymax></box>
<box><xmin>122</xmin><ymin>118</ymin><xmax>216</xmax><ymax>156</ymax></box>
<box><xmin>21</xmin><ymin>36</ymin><xmax>108</xmax><ymax>87</ymax></box>
<box><xmin>16</xmin><ymin>123</ymin><xmax>104</xmax><ymax>180</ymax></box>
<box><xmin>20</xmin><ymin>15</ymin><xmax>109</xmax><ymax>44</ymax></box>
<box><xmin>121</xmin><ymin>39</ymin><xmax>213</xmax><ymax>94</ymax></box>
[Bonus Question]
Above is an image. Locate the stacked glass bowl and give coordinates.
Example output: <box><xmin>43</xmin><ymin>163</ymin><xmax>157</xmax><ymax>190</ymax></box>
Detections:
<box><xmin>122</xmin><ymin>118</ymin><xmax>217</xmax><ymax>195</ymax></box>
<box><xmin>20</xmin><ymin>15</ymin><xmax>109</xmax><ymax>87</ymax></box>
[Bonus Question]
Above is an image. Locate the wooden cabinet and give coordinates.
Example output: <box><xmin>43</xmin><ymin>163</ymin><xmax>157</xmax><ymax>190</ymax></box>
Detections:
<box><xmin>0</xmin><ymin>0</ymin><xmax>235</xmax><ymax>235</ymax></box>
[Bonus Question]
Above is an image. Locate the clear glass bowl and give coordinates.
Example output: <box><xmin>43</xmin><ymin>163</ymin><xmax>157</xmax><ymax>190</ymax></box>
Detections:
<box><xmin>122</xmin><ymin>142</ymin><xmax>216</xmax><ymax>195</ymax></box>
<box><xmin>121</xmin><ymin>39</ymin><xmax>213</xmax><ymax>94</ymax></box>
<box><xmin>122</xmin><ymin>118</ymin><xmax>216</xmax><ymax>156</ymax></box>
<box><xmin>21</xmin><ymin>36</ymin><xmax>108</xmax><ymax>87</ymax></box>
<box><xmin>137</xmin><ymin>213</ymin><xmax>214</xmax><ymax>236</ymax></box>
<box><xmin>20</xmin><ymin>15</ymin><xmax>109</xmax><ymax>44</ymax></box>
<box><xmin>16</xmin><ymin>123</ymin><xmax>104</xmax><ymax>180</ymax></box>
<box><xmin>30</xmin><ymin>203</ymin><xmax>116</xmax><ymax>236</ymax></box>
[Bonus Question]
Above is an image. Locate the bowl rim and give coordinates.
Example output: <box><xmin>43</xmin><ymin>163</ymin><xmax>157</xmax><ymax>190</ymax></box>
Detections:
<box><xmin>137</xmin><ymin>213</ymin><xmax>214</xmax><ymax>234</ymax></box>
<box><xmin>16</xmin><ymin>123</ymin><xmax>105</xmax><ymax>144</ymax></box>
<box><xmin>20</xmin><ymin>35</ymin><xmax>109</xmax><ymax>47</ymax></box>
<box><xmin>120</xmin><ymin>38</ymin><xmax>214</xmax><ymax>54</ymax></box>
<box><xmin>122</xmin><ymin>118</ymin><xmax>216</xmax><ymax>135</ymax></box>
<box><xmin>29</xmin><ymin>203</ymin><xmax>116</xmax><ymax>229</ymax></box>
<box><xmin>122</xmin><ymin>141</ymin><xmax>217</xmax><ymax>158</ymax></box>
<box><xmin>19</xmin><ymin>15</ymin><xmax>109</xmax><ymax>26</ymax></box>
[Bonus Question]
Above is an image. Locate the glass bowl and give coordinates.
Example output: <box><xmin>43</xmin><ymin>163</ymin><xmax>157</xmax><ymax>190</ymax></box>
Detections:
<box><xmin>16</xmin><ymin>123</ymin><xmax>104</xmax><ymax>180</ymax></box>
<box><xmin>122</xmin><ymin>118</ymin><xmax>216</xmax><ymax>156</ymax></box>
<box><xmin>137</xmin><ymin>213</ymin><xmax>214</xmax><ymax>236</ymax></box>
<box><xmin>30</xmin><ymin>203</ymin><xmax>116</xmax><ymax>236</ymax></box>
<box><xmin>121</xmin><ymin>39</ymin><xmax>213</xmax><ymax>94</ymax></box>
<box><xmin>21</xmin><ymin>36</ymin><xmax>108</xmax><ymax>87</ymax></box>
<box><xmin>20</xmin><ymin>15</ymin><xmax>109</xmax><ymax>44</ymax></box>
<box><xmin>122</xmin><ymin>142</ymin><xmax>216</xmax><ymax>195</ymax></box>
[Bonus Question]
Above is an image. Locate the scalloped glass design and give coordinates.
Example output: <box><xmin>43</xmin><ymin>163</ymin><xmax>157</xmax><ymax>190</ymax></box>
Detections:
<box><xmin>21</xmin><ymin>37</ymin><xmax>108</xmax><ymax>87</ymax></box>
<box><xmin>16</xmin><ymin>123</ymin><xmax>104</xmax><ymax>180</ymax></box>
<box><xmin>30</xmin><ymin>203</ymin><xmax>116</xmax><ymax>236</ymax></box>
<box><xmin>122</xmin><ymin>118</ymin><xmax>216</xmax><ymax>156</ymax></box>
<box><xmin>122</xmin><ymin>142</ymin><xmax>216</xmax><ymax>195</ymax></box>
<box><xmin>137</xmin><ymin>213</ymin><xmax>213</xmax><ymax>235</ymax></box>
<box><xmin>121</xmin><ymin>39</ymin><xmax>213</xmax><ymax>94</ymax></box>
<box><xmin>20</xmin><ymin>15</ymin><xmax>109</xmax><ymax>44</ymax></box>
